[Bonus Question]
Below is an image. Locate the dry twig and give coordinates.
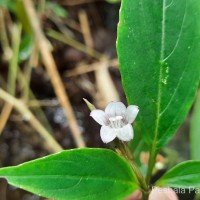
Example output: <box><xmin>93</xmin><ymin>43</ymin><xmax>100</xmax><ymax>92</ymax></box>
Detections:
<box><xmin>0</xmin><ymin>88</ymin><xmax>63</xmax><ymax>153</ymax></box>
<box><xmin>0</xmin><ymin>103</ymin><xmax>13</xmax><ymax>135</ymax></box>
<box><xmin>78</xmin><ymin>9</ymin><xmax>120</xmax><ymax>107</ymax></box>
<box><xmin>0</xmin><ymin>22</ymin><xmax>21</xmax><ymax>135</ymax></box>
<box><xmin>47</xmin><ymin>29</ymin><xmax>105</xmax><ymax>60</ymax></box>
<box><xmin>22</xmin><ymin>0</ymin><xmax>86</xmax><ymax>148</ymax></box>
<box><xmin>79</xmin><ymin>10</ymin><xmax>94</xmax><ymax>48</ymax></box>
<box><xmin>65</xmin><ymin>59</ymin><xmax>118</xmax><ymax>77</ymax></box>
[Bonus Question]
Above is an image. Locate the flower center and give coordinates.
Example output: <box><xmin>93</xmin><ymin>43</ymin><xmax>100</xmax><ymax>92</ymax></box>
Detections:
<box><xmin>108</xmin><ymin>116</ymin><xmax>124</xmax><ymax>129</ymax></box>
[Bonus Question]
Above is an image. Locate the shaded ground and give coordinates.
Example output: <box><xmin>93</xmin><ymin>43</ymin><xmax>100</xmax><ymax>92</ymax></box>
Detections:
<box><xmin>0</xmin><ymin>1</ymin><xmax>122</xmax><ymax>199</ymax></box>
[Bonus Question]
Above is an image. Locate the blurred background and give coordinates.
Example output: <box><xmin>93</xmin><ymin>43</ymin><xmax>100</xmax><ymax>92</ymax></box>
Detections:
<box><xmin>0</xmin><ymin>0</ymin><xmax>123</xmax><ymax>199</ymax></box>
<box><xmin>0</xmin><ymin>0</ymin><xmax>198</xmax><ymax>199</ymax></box>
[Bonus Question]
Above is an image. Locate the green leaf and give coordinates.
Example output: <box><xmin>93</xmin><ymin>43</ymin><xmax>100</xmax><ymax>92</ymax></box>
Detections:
<box><xmin>190</xmin><ymin>91</ymin><xmax>200</xmax><ymax>160</ymax></box>
<box><xmin>0</xmin><ymin>0</ymin><xmax>16</xmax><ymax>12</ymax></box>
<box><xmin>19</xmin><ymin>34</ymin><xmax>33</xmax><ymax>62</ymax></box>
<box><xmin>155</xmin><ymin>161</ymin><xmax>200</xmax><ymax>188</ymax></box>
<box><xmin>16</xmin><ymin>0</ymin><xmax>32</xmax><ymax>33</ymax></box>
<box><xmin>46</xmin><ymin>2</ymin><xmax>68</xmax><ymax>18</ymax></box>
<box><xmin>0</xmin><ymin>148</ymin><xmax>138</xmax><ymax>200</ymax></box>
<box><xmin>117</xmin><ymin>0</ymin><xmax>200</xmax><ymax>152</ymax></box>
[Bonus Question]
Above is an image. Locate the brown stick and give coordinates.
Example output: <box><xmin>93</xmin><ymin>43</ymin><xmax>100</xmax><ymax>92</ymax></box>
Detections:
<box><xmin>22</xmin><ymin>0</ymin><xmax>86</xmax><ymax>148</ymax></box>
<box><xmin>78</xmin><ymin>9</ymin><xmax>120</xmax><ymax>106</ymax></box>
<box><xmin>65</xmin><ymin>59</ymin><xmax>118</xmax><ymax>77</ymax></box>
<box><xmin>0</xmin><ymin>103</ymin><xmax>13</xmax><ymax>135</ymax></box>
<box><xmin>79</xmin><ymin>9</ymin><xmax>94</xmax><ymax>48</ymax></box>
<box><xmin>0</xmin><ymin>89</ymin><xmax>63</xmax><ymax>153</ymax></box>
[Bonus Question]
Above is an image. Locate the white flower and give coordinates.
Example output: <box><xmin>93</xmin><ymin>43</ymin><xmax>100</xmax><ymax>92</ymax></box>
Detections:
<box><xmin>90</xmin><ymin>102</ymin><xmax>139</xmax><ymax>143</ymax></box>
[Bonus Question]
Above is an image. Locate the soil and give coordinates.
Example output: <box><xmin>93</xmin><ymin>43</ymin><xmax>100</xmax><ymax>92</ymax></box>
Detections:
<box><xmin>0</xmin><ymin>1</ymin><xmax>122</xmax><ymax>199</ymax></box>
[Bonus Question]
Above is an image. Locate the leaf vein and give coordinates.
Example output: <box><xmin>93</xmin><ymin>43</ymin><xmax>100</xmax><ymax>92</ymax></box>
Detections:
<box><xmin>163</xmin><ymin>0</ymin><xmax>187</xmax><ymax>62</ymax></box>
<box><xmin>158</xmin><ymin>38</ymin><xmax>196</xmax><ymax>143</ymax></box>
<box><xmin>4</xmin><ymin>174</ymin><xmax>133</xmax><ymax>184</ymax></box>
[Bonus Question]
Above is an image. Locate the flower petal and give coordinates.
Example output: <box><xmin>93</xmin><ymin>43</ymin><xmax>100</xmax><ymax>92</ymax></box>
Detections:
<box><xmin>105</xmin><ymin>102</ymin><xmax>126</xmax><ymax>117</ymax></box>
<box><xmin>117</xmin><ymin>124</ymin><xmax>134</xmax><ymax>141</ymax></box>
<box><xmin>126</xmin><ymin>105</ymin><xmax>139</xmax><ymax>123</ymax></box>
<box><xmin>90</xmin><ymin>110</ymin><xmax>108</xmax><ymax>126</ymax></box>
<box><xmin>100</xmin><ymin>126</ymin><xmax>117</xmax><ymax>143</ymax></box>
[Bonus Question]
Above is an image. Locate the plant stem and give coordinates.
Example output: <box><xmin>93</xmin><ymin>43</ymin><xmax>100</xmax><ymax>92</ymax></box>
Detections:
<box><xmin>116</xmin><ymin>141</ymin><xmax>149</xmax><ymax>195</ymax></box>
<box><xmin>8</xmin><ymin>23</ymin><xmax>22</xmax><ymax>95</ymax></box>
<box><xmin>145</xmin><ymin>147</ymin><xmax>156</xmax><ymax>184</ymax></box>
<box><xmin>0</xmin><ymin>8</ymin><xmax>12</xmax><ymax>60</ymax></box>
<box><xmin>47</xmin><ymin>29</ymin><xmax>105</xmax><ymax>60</ymax></box>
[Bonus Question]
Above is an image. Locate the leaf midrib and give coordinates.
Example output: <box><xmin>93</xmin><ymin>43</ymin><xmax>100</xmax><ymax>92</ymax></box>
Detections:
<box><xmin>152</xmin><ymin>0</ymin><xmax>166</xmax><ymax>154</ymax></box>
<box><xmin>154</xmin><ymin>0</ymin><xmax>188</xmax><ymax>147</ymax></box>
<box><xmin>0</xmin><ymin>174</ymin><xmax>135</xmax><ymax>185</ymax></box>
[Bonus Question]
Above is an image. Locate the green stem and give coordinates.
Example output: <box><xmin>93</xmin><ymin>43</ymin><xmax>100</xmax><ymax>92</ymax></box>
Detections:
<box><xmin>47</xmin><ymin>29</ymin><xmax>106</xmax><ymax>60</ymax></box>
<box><xmin>145</xmin><ymin>147</ymin><xmax>156</xmax><ymax>184</ymax></box>
<box><xmin>8</xmin><ymin>23</ymin><xmax>22</xmax><ymax>95</ymax></box>
<box><xmin>116</xmin><ymin>141</ymin><xmax>149</xmax><ymax>194</ymax></box>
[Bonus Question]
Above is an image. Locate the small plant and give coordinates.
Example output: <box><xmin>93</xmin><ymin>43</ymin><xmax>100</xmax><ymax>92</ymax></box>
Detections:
<box><xmin>0</xmin><ymin>0</ymin><xmax>200</xmax><ymax>199</ymax></box>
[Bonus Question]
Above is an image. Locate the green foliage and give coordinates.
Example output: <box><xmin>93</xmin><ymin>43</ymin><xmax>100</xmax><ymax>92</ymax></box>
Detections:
<box><xmin>155</xmin><ymin>161</ymin><xmax>200</xmax><ymax>188</ymax></box>
<box><xmin>19</xmin><ymin>34</ymin><xmax>33</xmax><ymax>62</ymax></box>
<box><xmin>46</xmin><ymin>1</ymin><xmax>68</xmax><ymax>18</ymax></box>
<box><xmin>15</xmin><ymin>0</ymin><xmax>32</xmax><ymax>33</ymax></box>
<box><xmin>0</xmin><ymin>0</ymin><xmax>16</xmax><ymax>12</ymax></box>
<box><xmin>190</xmin><ymin>91</ymin><xmax>200</xmax><ymax>160</ymax></box>
<box><xmin>117</xmin><ymin>0</ymin><xmax>200</xmax><ymax>153</ymax></box>
<box><xmin>0</xmin><ymin>148</ymin><xmax>138</xmax><ymax>200</ymax></box>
